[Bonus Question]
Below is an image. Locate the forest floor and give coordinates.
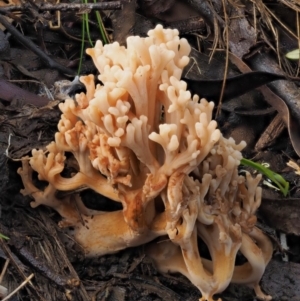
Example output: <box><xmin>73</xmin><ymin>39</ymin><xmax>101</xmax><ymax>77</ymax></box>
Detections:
<box><xmin>0</xmin><ymin>0</ymin><xmax>300</xmax><ymax>300</ymax></box>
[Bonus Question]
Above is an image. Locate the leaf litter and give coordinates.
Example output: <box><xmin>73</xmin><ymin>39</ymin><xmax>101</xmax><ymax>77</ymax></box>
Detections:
<box><xmin>0</xmin><ymin>0</ymin><xmax>300</xmax><ymax>300</ymax></box>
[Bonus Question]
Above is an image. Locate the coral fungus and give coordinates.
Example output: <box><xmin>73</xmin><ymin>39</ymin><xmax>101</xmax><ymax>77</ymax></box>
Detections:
<box><xmin>18</xmin><ymin>25</ymin><xmax>272</xmax><ymax>301</ymax></box>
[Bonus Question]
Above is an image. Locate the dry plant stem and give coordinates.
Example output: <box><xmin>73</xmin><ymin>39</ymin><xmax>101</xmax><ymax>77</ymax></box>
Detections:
<box><xmin>0</xmin><ymin>14</ymin><xmax>75</xmax><ymax>76</ymax></box>
<box><xmin>0</xmin><ymin>256</ymin><xmax>10</xmax><ymax>297</ymax></box>
<box><xmin>166</xmin><ymin>16</ymin><xmax>206</xmax><ymax>34</ymax></box>
<box><xmin>279</xmin><ymin>0</ymin><xmax>300</xmax><ymax>12</ymax></box>
<box><xmin>0</xmin><ymin>285</ymin><xmax>7</xmax><ymax>299</ymax></box>
<box><xmin>16</xmin><ymin>244</ymin><xmax>79</xmax><ymax>289</ymax></box>
<box><xmin>38</xmin><ymin>212</ymin><xmax>91</xmax><ymax>300</ymax></box>
<box><xmin>0</xmin><ymin>258</ymin><xmax>9</xmax><ymax>284</ymax></box>
<box><xmin>2</xmin><ymin>274</ymin><xmax>34</xmax><ymax>301</ymax></box>
<box><xmin>0</xmin><ymin>2</ymin><xmax>121</xmax><ymax>13</ymax></box>
<box><xmin>1</xmin><ymin>207</ymin><xmax>80</xmax><ymax>289</ymax></box>
<box><xmin>263</xmin><ymin>3</ymin><xmax>298</xmax><ymax>41</ymax></box>
<box><xmin>216</xmin><ymin>0</ymin><xmax>229</xmax><ymax>117</ymax></box>
<box><xmin>0</xmin><ymin>240</ymin><xmax>47</xmax><ymax>301</ymax></box>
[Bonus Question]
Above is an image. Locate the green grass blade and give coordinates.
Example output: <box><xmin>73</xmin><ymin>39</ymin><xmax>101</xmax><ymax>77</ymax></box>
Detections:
<box><xmin>286</xmin><ymin>49</ymin><xmax>300</xmax><ymax>60</ymax></box>
<box><xmin>77</xmin><ymin>10</ymin><xmax>86</xmax><ymax>75</ymax></box>
<box><xmin>93</xmin><ymin>0</ymin><xmax>109</xmax><ymax>44</ymax></box>
<box><xmin>84</xmin><ymin>0</ymin><xmax>94</xmax><ymax>47</ymax></box>
<box><xmin>240</xmin><ymin>158</ymin><xmax>289</xmax><ymax>196</ymax></box>
<box><xmin>0</xmin><ymin>233</ymin><xmax>9</xmax><ymax>240</ymax></box>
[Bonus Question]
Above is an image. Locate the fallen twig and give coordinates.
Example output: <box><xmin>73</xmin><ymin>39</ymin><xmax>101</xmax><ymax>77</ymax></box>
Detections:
<box><xmin>0</xmin><ymin>14</ymin><xmax>76</xmax><ymax>76</ymax></box>
<box><xmin>166</xmin><ymin>16</ymin><xmax>206</xmax><ymax>34</ymax></box>
<box><xmin>0</xmin><ymin>258</ymin><xmax>9</xmax><ymax>299</ymax></box>
<box><xmin>0</xmin><ymin>239</ymin><xmax>47</xmax><ymax>301</ymax></box>
<box><xmin>2</xmin><ymin>273</ymin><xmax>34</xmax><ymax>301</ymax></box>
<box><xmin>15</xmin><ymin>243</ymin><xmax>80</xmax><ymax>289</ymax></box>
<box><xmin>0</xmin><ymin>2</ymin><xmax>122</xmax><ymax>14</ymax></box>
<box><xmin>0</xmin><ymin>258</ymin><xmax>10</xmax><ymax>284</ymax></box>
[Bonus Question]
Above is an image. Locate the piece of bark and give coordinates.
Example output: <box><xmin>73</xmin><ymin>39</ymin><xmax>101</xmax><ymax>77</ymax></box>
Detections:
<box><xmin>247</xmin><ymin>52</ymin><xmax>300</xmax><ymax>156</ymax></box>
<box><xmin>255</xmin><ymin>113</ymin><xmax>286</xmax><ymax>151</ymax></box>
<box><xmin>228</xmin><ymin>6</ymin><xmax>256</xmax><ymax>58</ymax></box>
<box><xmin>249</xmin><ymin>53</ymin><xmax>300</xmax><ymax>122</ymax></box>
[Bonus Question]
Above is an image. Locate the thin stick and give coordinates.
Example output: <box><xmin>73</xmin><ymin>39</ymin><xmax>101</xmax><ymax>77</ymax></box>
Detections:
<box><xmin>264</xmin><ymin>4</ymin><xmax>298</xmax><ymax>40</ymax></box>
<box><xmin>0</xmin><ymin>14</ymin><xmax>76</xmax><ymax>76</ymax></box>
<box><xmin>216</xmin><ymin>0</ymin><xmax>229</xmax><ymax>116</ymax></box>
<box><xmin>296</xmin><ymin>11</ymin><xmax>300</xmax><ymax>77</ymax></box>
<box><xmin>2</xmin><ymin>274</ymin><xmax>35</xmax><ymax>301</ymax></box>
<box><xmin>0</xmin><ymin>2</ymin><xmax>121</xmax><ymax>13</ymax></box>
<box><xmin>0</xmin><ymin>259</ymin><xmax>10</xmax><ymax>284</ymax></box>
<box><xmin>0</xmin><ymin>240</ymin><xmax>46</xmax><ymax>301</ymax></box>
